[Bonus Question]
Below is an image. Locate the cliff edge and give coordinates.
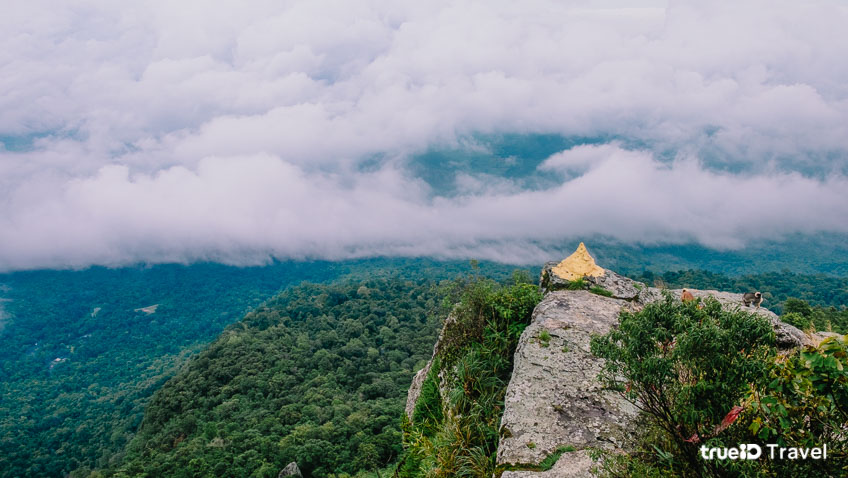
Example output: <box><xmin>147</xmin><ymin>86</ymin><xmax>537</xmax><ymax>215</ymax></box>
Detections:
<box><xmin>407</xmin><ymin>243</ymin><xmax>821</xmax><ymax>478</ymax></box>
<box><xmin>499</xmin><ymin>244</ymin><xmax>816</xmax><ymax>477</ymax></box>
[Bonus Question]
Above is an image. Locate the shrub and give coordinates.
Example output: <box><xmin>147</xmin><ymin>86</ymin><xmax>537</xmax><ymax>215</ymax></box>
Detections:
<box><xmin>590</xmin><ymin>294</ymin><xmax>776</xmax><ymax>476</ymax></box>
<box><xmin>747</xmin><ymin>336</ymin><xmax>848</xmax><ymax>476</ymax></box>
<box><xmin>400</xmin><ymin>274</ymin><xmax>542</xmax><ymax>478</ymax></box>
<box><xmin>781</xmin><ymin>311</ymin><xmax>811</xmax><ymax>331</ymax></box>
<box><xmin>783</xmin><ymin>298</ymin><xmax>814</xmax><ymax>318</ymax></box>
<box><xmin>412</xmin><ymin>357</ymin><xmax>443</xmax><ymax>436</ymax></box>
<box><xmin>591</xmin><ymin>294</ymin><xmax>848</xmax><ymax>477</ymax></box>
<box><xmin>781</xmin><ymin>298</ymin><xmax>848</xmax><ymax>334</ymax></box>
<box><xmin>566</xmin><ymin>278</ymin><xmax>587</xmax><ymax>290</ymax></box>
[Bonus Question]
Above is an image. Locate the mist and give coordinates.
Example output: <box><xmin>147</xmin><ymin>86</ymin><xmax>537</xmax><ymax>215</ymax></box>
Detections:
<box><xmin>2</xmin><ymin>0</ymin><xmax>847</xmax><ymax>270</ymax></box>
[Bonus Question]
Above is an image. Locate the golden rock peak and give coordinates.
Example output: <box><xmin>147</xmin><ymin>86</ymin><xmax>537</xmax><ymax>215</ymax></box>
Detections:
<box><xmin>551</xmin><ymin>242</ymin><xmax>605</xmax><ymax>281</ymax></box>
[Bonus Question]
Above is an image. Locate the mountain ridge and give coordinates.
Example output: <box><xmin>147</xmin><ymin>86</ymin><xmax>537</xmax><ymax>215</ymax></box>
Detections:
<box><xmin>405</xmin><ymin>245</ymin><xmax>835</xmax><ymax>477</ymax></box>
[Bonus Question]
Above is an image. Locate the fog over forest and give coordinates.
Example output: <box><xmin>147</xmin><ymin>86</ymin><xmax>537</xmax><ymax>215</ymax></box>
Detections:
<box><xmin>2</xmin><ymin>0</ymin><xmax>847</xmax><ymax>270</ymax></box>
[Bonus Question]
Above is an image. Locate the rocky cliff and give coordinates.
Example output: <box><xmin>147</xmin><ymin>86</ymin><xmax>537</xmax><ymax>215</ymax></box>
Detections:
<box><xmin>406</xmin><ymin>243</ymin><xmax>821</xmax><ymax>478</ymax></box>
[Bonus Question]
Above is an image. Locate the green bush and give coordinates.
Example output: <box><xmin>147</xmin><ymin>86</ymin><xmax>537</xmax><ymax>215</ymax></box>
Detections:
<box><xmin>781</xmin><ymin>311</ymin><xmax>811</xmax><ymax>331</ymax></box>
<box><xmin>783</xmin><ymin>298</ymin><xmax>814</xmax><ymax>318</ymax></box>
<box><xmin>591</xmin><ymin>294</ymin><xmax>848</xmax><ymax>477</ymax></box>
<box><xmin>412</xmin><ymin>358</ymin><xmax>443</xmax><ymax>436</ymax></box>
<box><xmin>590</xmin><ymin>294</ymin><xmax>776</xmax><ymax>476</ymax></box>
<box><xmin>566</xmin><ymin>278</ymin><xmax>587</xmax><ymax>290</ymax></box>
<box><xmin>781</xmin><ymin>298</ymin><xmax>848</xmax><ymax>334</ymax></box>
<box><xmin>400</xmin><ymin>274</ymin><xmax>542</xmax><ymax>478</ymax></box>
<box><xmin>747</xmin><ymin>336</ymin><xmax>848</xmax><ymax>476</ymax></box>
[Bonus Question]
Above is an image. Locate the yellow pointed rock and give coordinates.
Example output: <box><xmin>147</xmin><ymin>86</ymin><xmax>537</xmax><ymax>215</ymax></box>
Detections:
<box><xmin>551</xmin><ymin>242</ymin><xmax>605</xmax><ymax>281</ymax></box>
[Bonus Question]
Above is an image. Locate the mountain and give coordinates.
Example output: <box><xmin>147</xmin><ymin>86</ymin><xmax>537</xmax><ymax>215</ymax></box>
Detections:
<box><xmin>0</xmin><ymin>259</ymin><xmax>520</xmax><ymax>478</ymax></box>
<box><xmin>2</xmin><ymin>254</ymin><xmax>847</xmax><ymax>477</ymax></box>
<box><xmin>107</xmin><ymin>278</ymin><xmax>446</xmax><ymax>477</ymax></box>
<box><xmin>402</xmin><ymin>245</ymin><xmax>847</xmax><ymax>477</ymax></box>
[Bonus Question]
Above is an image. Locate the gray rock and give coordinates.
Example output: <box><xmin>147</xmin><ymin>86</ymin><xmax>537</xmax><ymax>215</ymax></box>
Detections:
<box><xmin>405</xmin><ymin>361</ymin><xmax>432</xmax><ymax>420</ymax></box>
<box><xmin>539</xmin><ymin>261</ymin><xmax>569</xmax><ymax>292</ymax></box>
<box><xmin>659</xmin><ymin>288</ymin><xmax>807</xmax><ymax>349</ymax></box>
<box><xmin>406</xmin><ymin>312</ymin><xmax>456</xmax><ymax>420</ymax></box>
<box><xmin>539</xmin><ymin>262</ymin><xmax>648</xmax><ymax>301</ymax></box>
<box><xmin>634</xmin><ymin>285</ymin><xmax>665</xmax><ymax>304</ymax></box>
<box><xmin>278</xmin><ymin>462</ymin><xmax>302</xmax><ymax>478</ymax></box>
<box><xmin>496</xmin><ymin>291</ymin><xmax>640</xmax><ymax>469</ymax></box>
<box><xmin>495</xmin><ymin>271</ymin><xmax>815</xmax><ymax>476</ymax></box>
<box><xmin>585</xmin><ymin>269</ymin><xmax>645</xmax><ymax>301</ymax></box>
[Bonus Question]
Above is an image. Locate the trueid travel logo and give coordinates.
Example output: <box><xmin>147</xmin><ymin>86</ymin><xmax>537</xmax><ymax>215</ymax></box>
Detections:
<box><xmin>700</xmin><ymin>444</ymin><xmax>828</xmax><ymax>461</ymax></box>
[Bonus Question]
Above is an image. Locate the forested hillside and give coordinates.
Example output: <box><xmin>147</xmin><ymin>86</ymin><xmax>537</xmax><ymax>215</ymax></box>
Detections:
<box><xmin>103</xmin><ymin>269</ymin><xmax>847</xmax><ymax>478</ymax></box>
<box><xmin>0</xmin><ymin>262</ymin><xmax>336</xmax><ymax>478</ymax></box>
<box><xmin>0</xmin><ymin>259</ymin><xmax>519</xmax><ymax>478</ymax></box>
<box><xmin>108</xmin><ymin>278</ymin><xmax>447</xmax><ymax>477</ymax></box>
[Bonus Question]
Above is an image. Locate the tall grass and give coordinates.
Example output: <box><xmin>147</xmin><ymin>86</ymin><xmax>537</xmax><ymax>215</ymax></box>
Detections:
<box><xmin>398</xmin><ymin>273</ymin><xmax>542</xmax><ymax>478</ymax></box>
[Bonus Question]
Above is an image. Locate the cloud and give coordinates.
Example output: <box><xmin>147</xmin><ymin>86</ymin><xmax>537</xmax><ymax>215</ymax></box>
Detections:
<box><xmin>2</xmin><ymin>145</ymin><xmax>846</xmax><ymax>270</ymax></box>
<box><xmin>1</xmin><ymin>0</ymin><xmax>847</xmax><ymax>270</ymax></box>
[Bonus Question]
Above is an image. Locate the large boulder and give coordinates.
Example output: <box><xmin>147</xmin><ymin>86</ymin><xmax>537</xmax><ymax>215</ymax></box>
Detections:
<box><xmin>496</xmin><ymin>244</ymin><xmax>815</xmax><ymax>477</ymax></box>
<box><xmin>496</xmin><ymin>291</ymin><xmax>641</xmax><ymax>474</ymax></box>
<box><xmin>278</xmin><ymin>462</ymin><xmax>302</xmax><ymax>478</ymax></box>
<box><xmin>539</xmin><ymin>243</ymin><xmax>647</xmax><ymax>301</ymax></box>
<box><xmin>585</xmin><ymin>269</ymin><xmax>645</xmax><ymax>301</ymax></box>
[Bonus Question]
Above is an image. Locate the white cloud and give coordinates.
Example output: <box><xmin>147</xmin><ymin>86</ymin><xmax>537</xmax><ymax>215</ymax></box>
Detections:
<box><xmin>2</xmin><ymin>145</ymin><xmax>845</xmax><ymax>270</ymax></box>
<box><xmin>1</xmin><ymin>0</ymin><xmax>847</xmax><ymax>270</ymax></box>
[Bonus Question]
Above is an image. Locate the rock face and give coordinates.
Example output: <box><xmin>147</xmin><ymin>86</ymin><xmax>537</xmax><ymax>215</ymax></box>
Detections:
<box><xmin>539</xmin><ymin>245</ymin><xmax>648</xmax><ymax>302</ymax></box>
<box><xmin>494</xmin><ymin>243</ymin><xmax>813</xmax><ymax>477</ymax></box>
<box><xmin>405</xmin><ymin>360</ymin><xmax>433</xmax><ymax>420</ymax></box>
<box><xmin>406</xmin><ymin>243</ymin><xmax>819</xmax><ymax>478</ymax></box>
<box><xmin>496</xmin><ymin>291</ymin><xmax>640</xmax><ymax>471</ymax></box>
<box><xmin>501</xmin><ymin>450</ymin><xmax>596</xmax><ymax>478</ymax></box>
<box><xmin>277</xmin><ymin>462</ymin><xmax>302</xmax><ymax>478</ymax></box>
<box><xmin>405</xmin><ymin>313</ymin><xmax>456</xmax><ymax>419</ymax></box>
<box><xmin>550</xmin><ymin>243</ymin><xmax>605</xmax><ymax>281</ymax></box>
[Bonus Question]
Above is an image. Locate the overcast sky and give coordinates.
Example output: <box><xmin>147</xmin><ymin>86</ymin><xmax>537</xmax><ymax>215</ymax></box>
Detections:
<box><xmin>1</xmin><ymin>0</ymin><xmax>847</xmax><ymax>271</ymax></box>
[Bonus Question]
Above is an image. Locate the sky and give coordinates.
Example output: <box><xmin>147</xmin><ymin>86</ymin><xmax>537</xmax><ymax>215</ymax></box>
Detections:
<box><xmin>1</xmin><ymin>0</ymin><xmax>847</xmax><ymax>271</ymax></box>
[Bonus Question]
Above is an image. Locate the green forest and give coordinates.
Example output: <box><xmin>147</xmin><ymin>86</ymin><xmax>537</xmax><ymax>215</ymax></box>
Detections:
<box><xmin>105</xmin><ymin>278</ymin><xmax>446</xmax><ymax>477</ymax></box>
<box><xmin>1</xmin><ymin>260</ymin><xmax>847</xmax><ymax>477</ymax></box>
<box><xmin>0</xmin><ymin>259</ymin><xmax>519</xmax><ymax>478</ymax></box>
<box><xmin>0</xmin><ymin>262</ymin><xmax>339</xmax><ymax>478</ymax></box>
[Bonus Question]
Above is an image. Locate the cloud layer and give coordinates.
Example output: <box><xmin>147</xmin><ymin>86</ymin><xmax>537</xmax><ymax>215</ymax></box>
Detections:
<box><xmin>1</xmin><ymin>1</ymin><xmax>847</xmax><ymax>270</ymax></box>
